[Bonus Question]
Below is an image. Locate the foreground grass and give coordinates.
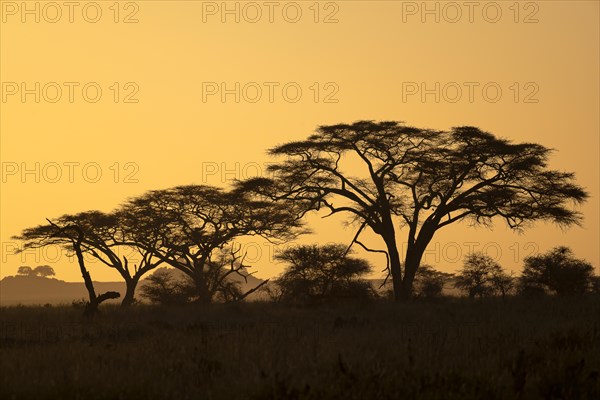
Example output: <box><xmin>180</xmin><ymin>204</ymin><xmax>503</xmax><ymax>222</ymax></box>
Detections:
<box><xmin>1</xmin><ymin>296</ymin><xmax>599</xmax><ymax>399</ymax></box>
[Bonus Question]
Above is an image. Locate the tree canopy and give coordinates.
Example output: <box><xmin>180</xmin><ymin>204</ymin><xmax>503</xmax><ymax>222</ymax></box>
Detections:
<box><xmin>454</xmin><ymin>252</ymin><xmax>513</xmax><ymax>298</ymax></box>
<box><xmin>520</xmin><ymin>246</ymin><xmax>595</xmax><ymax>296</ymax></box>
<box><xmin>239</xmin><ymin>120</ymin><xmax>588</xmax><ymax>300</ymax></box>
<box><xmin>14</xmin><ymin>211</ymin><xmax>162</xmax><ymax>307</ymax></box>
<box><xmin>412</xmin><ymin>265</ymin><xmax>453</xmax><ymax>299</ymax></box>
<box><xmin>272</xmin><ymin>243</ymin><xmax>375</xmax><ymax>304</ymax></box>
<box><xmin>12</xmin><ymin>120</ymin><xmax>591</xmax><ymax>306</ymax></box>
<box><xmin>118</xmin><ymin>184</ymin><xmax>304</xmax><ymax>303</ymax></box>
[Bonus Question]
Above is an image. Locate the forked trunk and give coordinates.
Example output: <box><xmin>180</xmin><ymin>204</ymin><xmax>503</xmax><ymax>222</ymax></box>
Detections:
<box><xmin>400</xmin><ymin>225</ymin><xmax>436</xmax><ymax>301</ymax></box>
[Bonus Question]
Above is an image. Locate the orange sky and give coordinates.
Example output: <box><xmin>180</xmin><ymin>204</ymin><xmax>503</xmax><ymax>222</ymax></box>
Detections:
<box><xmin>1</xmin><ymin>0</ymin><xmax>598</xmax><ymax>282</ymax></box>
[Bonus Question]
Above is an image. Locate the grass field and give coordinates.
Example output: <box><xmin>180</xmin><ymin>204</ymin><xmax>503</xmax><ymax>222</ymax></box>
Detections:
<box><xmin>1</xmin><ymin>296</ymin><xmax>599</xmax><ymax>399</ymax></box>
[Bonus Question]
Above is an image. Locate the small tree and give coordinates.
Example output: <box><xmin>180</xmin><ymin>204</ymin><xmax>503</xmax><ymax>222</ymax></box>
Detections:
<box><xmin>140</xmin><ymin>268</ymin><xmax>196</xmax><ymax>305</ymax></box>
<box><xmin>413</xmin><ymin>265</ymin><xmax>453</xmax><ymax>299</ymax></box>
<box><xmin>16</xmin><ymin>266</ymin><xmax>33</xmax><ymax>276</ymax></box>
<box><xmin>490</xmin><ymin>268</ymin><xmax>515</xmax><ymax>298</ymax></box>
<box><xmin>15</xmin><ymin>221</ymin><xmax>119</xmax><ymax>317</ymax></box>
<box><xmin>32</xmin><ymin>265</ymin><xmax>55</xmax><ymax>278</ymax></box>
<box><xmin>274</xmin><ymin>244</ymin><xmax>375</xmax><ymax>304</ymax></box>
<box><xmin>16</xmin><ymin>265</ymin><xmax>57</xmax><ymax>278</ymax></box>
<box><xmin>455</xmin><ymin>252</ymin><xmax>511</xmax><ymax>298</ymax></box>
<box><xmin>14</xmin><ymin>212</ymin><xmax>153</xmax><ymax>308</ymax></box>
<box><xmin>519</xmin><ymin>246</ymin><xmax>594</xmax><ymax>296</ymax></box>
<box><xmin>203</xmin><ymin>256</ymin><xmax>245</xmax><ymax>303</ymax></box>
<box><xmin>140</xmin><ymin>252</ymin><xmax>264</xmax><ymax>305</ymax></box>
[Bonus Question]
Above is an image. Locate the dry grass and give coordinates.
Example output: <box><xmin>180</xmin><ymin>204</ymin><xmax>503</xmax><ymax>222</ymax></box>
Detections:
<box><xmin>1</xmin><ymin>296</ymin><xmax>599</xmax><ymax>399</ymax></box>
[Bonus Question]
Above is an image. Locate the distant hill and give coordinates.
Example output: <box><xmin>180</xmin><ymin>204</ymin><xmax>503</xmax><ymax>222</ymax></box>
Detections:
<box><xmin>0</xmin><ymin>268</ymin><xmax>267</xmax><ymax>306</ymax></box>
<box><xmin>0</xmin><ymin>275</ymin><xmax>125</xmax><ymax>306</ymax></box>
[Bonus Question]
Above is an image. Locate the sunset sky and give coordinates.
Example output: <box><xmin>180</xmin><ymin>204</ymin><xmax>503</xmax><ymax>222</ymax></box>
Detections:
<box><xmin>1</xmin><ymin>0</ymin><xmax>598</xmax><ymax>282</ymax></box>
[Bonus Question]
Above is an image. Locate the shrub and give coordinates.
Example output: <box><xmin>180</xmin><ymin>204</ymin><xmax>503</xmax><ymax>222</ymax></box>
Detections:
<box><xmin>519</xmin><ymin>247</ymin><xmax>595</xmax><ymax>296</ymax></box>
<box><xmin>273</xmin><ymin>244</ymin><xmax>376</xmax><ymax>304</ymax></box>
<box><xmin>413</xmin><ymin>265</ymin><xmax>453</xmax><ymax>299</ymax></box>
<box><xmin>455</xmin><ymin>252</ymin><xmax>513</xmax><ymax>298</ymax></box>
<box><xmin>140</xmin><ymin>268</ymin><xmax>197</xmax><ymax>305</ymax></box>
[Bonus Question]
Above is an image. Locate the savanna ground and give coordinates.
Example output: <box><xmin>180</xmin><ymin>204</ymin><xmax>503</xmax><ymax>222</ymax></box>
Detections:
<box><xmin>1</xmin><ymin>296</ymin><xmax>599</xmax><ymax>400</ymax></box>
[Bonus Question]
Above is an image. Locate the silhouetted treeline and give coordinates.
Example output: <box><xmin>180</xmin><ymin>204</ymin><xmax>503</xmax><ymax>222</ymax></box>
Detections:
<box><xmin>12</xmin><ymin>120</ymin><xmax>594</xmax><ymax>315</ymax></box>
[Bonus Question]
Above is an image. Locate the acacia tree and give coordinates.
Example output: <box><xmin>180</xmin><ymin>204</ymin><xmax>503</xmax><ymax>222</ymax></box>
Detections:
<box><xmin>32</xmin><ymin>265</ymin><xmax>56</xmax><ymax>278</ymax></box>
<box><xmin>14</xmin><ymin>211</ymin><xmax>164</xmax><ymax>307</ymax></box>
<box><xmin>454</xmin><ymin>252</ymin><xmax>512</xmax><ymax>298</ymax></box>
<box><xmin>239</xmin><ymin>121</ymin><xmax>587</xmax><ymax>300</ymax></box>
<box><xmin>120</xmin><ymin>185</ymin><xmax>303</xmax><ymax>304</ymax></box>
<box><xmin>14</xmin><ymin>219</ymin><xmax>119</xmax><ymax>316</ymax></box>
<box><xmin>520</xmin><ymin>246</ymin><xmax>595</xmax><ymax>296</ymax></box>
<box><xmin>273</xmin><ymin>244</ymin><xmax>375</xmax><ymax>304</ymax></box>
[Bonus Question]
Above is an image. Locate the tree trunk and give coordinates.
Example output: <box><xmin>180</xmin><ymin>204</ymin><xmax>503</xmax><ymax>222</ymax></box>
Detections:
<box><xmin>73</xmin><ymin>238</ymin><xmax>96</xmax><ymax>303</ymax></box>
<box><xmin>382</xmin><ymin>233</ymin><xmax>403</xmax><ymax>302</ymax></box>
<box><xmin>54</xmin><ymin>225</ymin><xmax>120</xmax><ymax>317</ymax></box>
<box><xmin>73</xmin><ymin>241</ymin><xmax>120</xmax><ymax>315</ymax></box>
<box><xmin>400</xmin><ymin>252</ymin><xmax>421</xmax><ymax>301</ymax></box>
<box><xmin>70</xmin><ymin>231</ymin><xmax>101</xmax><ymax>317</ymax></box>
<box><xmin>121</xmin><ymin>276</ymin><xmax>140</xmax><ymax>307</ymax></box>
<box><xmin>400</xmin><ymin>235</ymin><xmax>433</xmax><ymax>301</ymax></box>
<box><xmin>194</xmin><ymin>275</ymin><xmax>212</xmax><ymax>304</ymax></box>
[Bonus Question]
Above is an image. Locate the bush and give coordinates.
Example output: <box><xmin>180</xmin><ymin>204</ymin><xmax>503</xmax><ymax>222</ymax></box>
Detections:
<box><xmin>413</xmin><ymin>265</ymin><xmax>453</xmax><ymax>299</ymax></box>
<box><xmin>16</xmin><ymin>265</ymin><xmax>56</xmax><ymax>278</ymax></box>
<box><xmin>273</xmin><ymin>244</ymin><xmax>376</xmax><ymax>304</ymax></box>
<box><xmin>519</xmin><ymin>246</ymin><xmax>595</xmax><ymax>296</ymax></box>
<box><xmin>455</xmin><ymin>252</ymin><xmax>514</xmax><ymax>298</ymax></box>
<box><xmin>140</xmin><ymin>268</ymin><xmax>197</xmax><ymax>305</ymax></box>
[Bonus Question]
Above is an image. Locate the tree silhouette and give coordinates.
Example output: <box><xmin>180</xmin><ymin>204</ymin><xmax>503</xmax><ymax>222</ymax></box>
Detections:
<box><xmin>455</xmin><ymin>252</ymin><xmax>512</xmax><ymax>298</ymax></box>
<box><xmin>15</xmin><ymin>220</ymin><xmax>118</xmax><ymax>317</ymax></box>
<box><xmin>14</xmin><ymin>211</ymin><xmax>162</xmax><ymax>307</ymax></box>
<box><xmin>412</xmin><ymin>265</ymin><xmax>453</xmax><ymax>299</ymax></box>
<box><xmin>120</xmin><ymin>185</ymin><xmax>303</xmax><ymax>304</ymax></box>
<box><xmin>489</xmin><ymin>268</ymin><xmax>515</xmax><ymax>298</ymax></box>
<box><xmin>32</xmin><ymin>265</ymin><xmax>55</xmax><ymax>278</ymax></box>
<box><xmin>519</xmin><ymin>246</ymin><xmax>595</xmax><ymax>296</ymax></box>
<box><xmin>16</xmin><ymin>265</ymin><xmax>55</xmax><ymax>278</ymax></box>
<box><xmin>16</xmin><ymin>266</ymin><xmax>33</xmax><ymax>276</ymax></box>
<box><xmin>273</xmin><ymin>244</ymin><xmax>375</xmax><ymax>304</ymax></box>
<box><xmin>140</xmin><ymin>268</ymin><xmax>197</xmax><ymax>305</ymax></box>
<box><xmin>239</xmin><ymin>121</ymin><xmax>587</xmax><ymax>300</ymax></box>
<box><xmin>202</xmin><ymin>249</ymin><xmax>256</xmax><ymax>303</ymax></box>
